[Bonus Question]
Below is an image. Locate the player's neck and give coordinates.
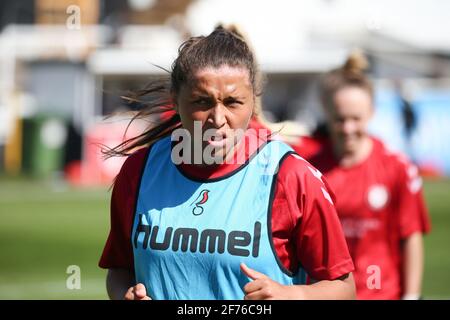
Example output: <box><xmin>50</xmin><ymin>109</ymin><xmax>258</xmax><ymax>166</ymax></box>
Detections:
<box><xmin>335</xmin><ymin>136</ymin><xmax>373</xmax><ymax>168</ymax></box>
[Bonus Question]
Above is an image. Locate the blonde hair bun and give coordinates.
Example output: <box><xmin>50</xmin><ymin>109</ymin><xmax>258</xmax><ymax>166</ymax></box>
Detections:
<box><xmin>343</xmin><ymin>49</ymin><xmax>369</xmax><ymax>74</ymax></box>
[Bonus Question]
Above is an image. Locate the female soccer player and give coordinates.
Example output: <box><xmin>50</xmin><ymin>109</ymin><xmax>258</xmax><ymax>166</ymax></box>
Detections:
<box><xmin>292</xmin><ymin>51</ymin><xmax>431</xmax><ymax>300</ymax></box>
<box><xmin>99</xmin><ymin>27</ymin><xmax>355</xmax><ymax>300</ymax></box>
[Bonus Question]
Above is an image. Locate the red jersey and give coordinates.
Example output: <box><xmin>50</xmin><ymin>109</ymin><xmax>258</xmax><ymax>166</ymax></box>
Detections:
<box><xmin>292</xmin><ymin>136</ymin><xmax>431</xmax><ymax>299</ymax></box>
<box><xmin>99</xmin><ymin>125</ymin><xmax>354</xmax><ymax>284</ymax></box>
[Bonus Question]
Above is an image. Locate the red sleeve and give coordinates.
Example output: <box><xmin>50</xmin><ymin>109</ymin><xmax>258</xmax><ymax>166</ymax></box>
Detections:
<box><xmin>392</xmin><ymin>155</ymin><xmax>431</xmax><ymax>239</ymax></box>
<box><xmin>276</xmin><ymin>154</ymin><xmax>354</xmax><ymax>280</ymax></box>
<box><xmin>98</xmin><ymin>147</ymin><xmax>149</xmax><ymax>269</ymax></box>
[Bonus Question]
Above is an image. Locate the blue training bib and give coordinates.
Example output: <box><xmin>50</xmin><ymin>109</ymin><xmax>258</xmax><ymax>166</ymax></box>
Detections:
<box><xmin>132</xmin><ymin>136</ymin><xmax>307</xmax><ymax>299</ymax></box>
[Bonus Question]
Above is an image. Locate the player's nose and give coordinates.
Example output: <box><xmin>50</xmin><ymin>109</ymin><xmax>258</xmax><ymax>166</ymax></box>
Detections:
<box><xmin>341</xmin><ymin>119</ymin><xmax>357</xmax><ymax>134</ymax></box>
<box><xmin>207</xmin><ymin>103</ymin><xmax>227</xmax><ymax>129</ymax></box>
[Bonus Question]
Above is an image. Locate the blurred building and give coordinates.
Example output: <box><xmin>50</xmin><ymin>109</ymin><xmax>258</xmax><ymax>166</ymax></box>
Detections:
<box><xmin>0</xmin><ymin>0</ymin><xmax>449</xmax><ymax>183</ymax></box>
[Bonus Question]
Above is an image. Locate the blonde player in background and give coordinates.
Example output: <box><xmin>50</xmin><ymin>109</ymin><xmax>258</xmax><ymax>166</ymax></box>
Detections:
<box><xmin>292</xmin><ymin>50</ymin><xmax>431</xmax><ymax>299</ymax></box>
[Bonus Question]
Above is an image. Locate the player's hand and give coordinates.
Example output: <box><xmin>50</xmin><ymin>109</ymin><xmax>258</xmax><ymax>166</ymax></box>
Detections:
<box><xmin>241</xmin><ymin>263</ymin><xmax>295</xmax><ymax>300</ymax></box>
<box><xmin>124</xmin><ymin>283</ymin><xmax>151</xmax><ymax>300</ymax></box>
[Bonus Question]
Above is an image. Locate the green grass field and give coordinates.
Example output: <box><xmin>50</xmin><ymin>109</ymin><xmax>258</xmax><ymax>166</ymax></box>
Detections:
<box><xmin>0</xmin><ymin>177</ymin><xmax>110</xmax><ymax>299</ymax></box>
<box><xmin>0</xmin><ymin>177</ymin><xmax>449</xmax><ymax>299</ymax></box>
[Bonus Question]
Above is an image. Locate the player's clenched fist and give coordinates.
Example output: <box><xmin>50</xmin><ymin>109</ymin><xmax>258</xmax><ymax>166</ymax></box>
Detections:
<box><xmin>124</xmin><ymin>283</ymin><xmax>151</xmax><ymax>300</ymax></box>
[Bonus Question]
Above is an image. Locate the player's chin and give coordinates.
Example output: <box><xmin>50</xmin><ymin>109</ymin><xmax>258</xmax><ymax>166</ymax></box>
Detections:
<box><xmin>214</xmin><ymin>147</ymin><xmax>234</xmax><ymax>163</ymax></box>
<box><xmin>203</xmin><ymin>139</ymin><xmax>240</xmax><ymax>164</ymax></box>
<box><xmin>201</xmin><ymin>145</ymin><xmax>226</xmax><ymax>164</ymax></box>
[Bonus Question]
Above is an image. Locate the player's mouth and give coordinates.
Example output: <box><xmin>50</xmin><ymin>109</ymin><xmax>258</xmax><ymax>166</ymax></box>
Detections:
<box><xmin>207</xmin><ymin>133</ymin><xmax>230</xmax><ymax>148</ymax></box>
<box><xmin>341</xmin><ymin>132</ymin><xmax>359</xmax><ymax>141</ymax></box>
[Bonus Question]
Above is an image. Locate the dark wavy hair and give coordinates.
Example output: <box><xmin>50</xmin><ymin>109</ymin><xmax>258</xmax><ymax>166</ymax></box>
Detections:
<box><xmin>103</xmin><ymin>25</ymin><xmax>261</xmax><ymax>158</ymax></box>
